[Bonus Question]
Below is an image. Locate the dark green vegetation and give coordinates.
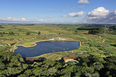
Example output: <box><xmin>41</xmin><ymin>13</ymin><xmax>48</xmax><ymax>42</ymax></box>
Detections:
<box><xmin>38</xmin><ymin>31</ymin><xmax>41</xmax><ymax>35</ymax></box>
<box><xmin>9</xmin><ymin>32</ymin><xmax>15</xmax><ymax>35</ymax></box>
<box><xmin>108</xmin><ymin>25</ymin><xmax>116</xmax><ymax>35</ymax></box>
<box><xmin>0</xmin><ymin>24</ymin><xmax>116</xmax><ymax>77</ymax></box>
<box><xmin>77</xmin><ymin>27</ymin><xmax>104</xmax><ymax>34</ymax></box>
<box><xmin>109</xmin><ymin>25</ymin><xmax>116</xmax><ymax>31</ymax></box>
<box><xmin>0</xmin><ymin>50</ymin><xmax>116</xmax><ymax>77</ymax></box>
<box><xmin>26</xmin><ymin>32</ymin><xmax>30</xmax><ymax>35</ymax></box>
<box><xmin>0</xmin><ymin>25</ymin><xmax>3</xmax><ymax>28</ymax></box>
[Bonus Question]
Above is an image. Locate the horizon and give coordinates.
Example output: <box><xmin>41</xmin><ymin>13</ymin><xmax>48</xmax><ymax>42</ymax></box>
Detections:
<box><xmin>0</xmin><ymin>23</ymin><xmax>116</xmax><ymax>25</ymax></box>
<box><xmin>0</xmin><ymin>0</ymin><xmax>116</xmax><ymax>24</ymax></box>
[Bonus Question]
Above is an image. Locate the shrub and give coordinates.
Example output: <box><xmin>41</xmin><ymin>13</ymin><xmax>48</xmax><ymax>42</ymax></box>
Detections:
<box><xmin>26</xmin><ymin>32</ymin><xmax>30</xmax><ymax>35</ymax></box>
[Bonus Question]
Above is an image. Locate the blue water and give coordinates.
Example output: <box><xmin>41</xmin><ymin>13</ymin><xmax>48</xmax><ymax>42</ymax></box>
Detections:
<box><xmin>14</xmin><ymin>41</ymin><xmax>80</xmax><ymax>57</ymax></box>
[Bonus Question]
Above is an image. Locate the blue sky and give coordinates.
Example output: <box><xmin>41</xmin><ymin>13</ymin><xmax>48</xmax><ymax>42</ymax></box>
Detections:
<box><xmin>0</xmin><ymin>0</ymin><xmax>116</xmax><ymax>24</ymax></box>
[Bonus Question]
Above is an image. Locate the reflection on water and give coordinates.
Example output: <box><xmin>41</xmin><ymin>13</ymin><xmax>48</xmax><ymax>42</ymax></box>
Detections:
<box><xmin>14</xmin><ymin>41</ymin><xmax>80</xmax><ymax>57</ymax></box>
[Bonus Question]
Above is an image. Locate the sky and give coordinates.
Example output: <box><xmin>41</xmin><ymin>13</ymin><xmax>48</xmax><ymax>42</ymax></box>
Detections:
<box><xmin>0</xmin><ymin>0</ymin><xmax>116</xmax><ymax>24</ymax></box>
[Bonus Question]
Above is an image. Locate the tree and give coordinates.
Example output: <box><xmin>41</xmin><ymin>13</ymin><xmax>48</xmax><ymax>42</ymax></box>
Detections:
<box><xmin>24</xmin><ymin>69</ymin><xmax>32</xmax><ymax>76</ymax></box>
<box><xmin>75</xmin><ymin>30</ymin><xmax>77</xmax><ymax>34</ymax></box>
<box><xmin>3</xmin><ymin>32</ymin><xmax>5</xmax><ymax>34</ymax></box>
<box><xmin>48</xmin><ymin>67</ymin><xmax>57</xmax><ymax>75</ymax></box>
<box><xmin>26</xmin><ymin>32</ymin><xmax>30</xmax><ymax>35</ymax></box>
<box><xmin>74</xmin><ymin>72</ymin><xmax>81</xmax><ymax>77</ymax></box>
<box><xmin>9</xmin><ymin>32</ymin><xmax>14</xmax><ymax>35</ymax></box>
<box><xmin>38</xmin><ymin>31</ymin><xmax>41</xmax><ymax>35</ymax></box>
<box><xmin>0</xmin><ymin>62</ymin><xmax>5</xmax><ymax>70</ymax></box>
<box><xmin>32</xmin><ymin>68</ymin><xmax>43</xmax><ymax>76</ymax></box>
<box><xmin>18</xmin><ymin>74</ymin><xmax>26</xmax><ymax>77</ymax></box>
<box><xmin>74</xmin><ymin>30</ymin><xmax>78</xmax><ymax>34</ymax></box>
<box><xmin>92</xmin><ymin>62</ymin><xmax>104</xmax><ymax>71</ymax></box>
<box><xmin>0</xmin><ymin>25</ymin><xmax>3</xmax><ymax>28</ymax></box>
<box><xmin>1</xmin><ymin>34</ymin><xmax>3</xmax><ymax>37</ymax></box>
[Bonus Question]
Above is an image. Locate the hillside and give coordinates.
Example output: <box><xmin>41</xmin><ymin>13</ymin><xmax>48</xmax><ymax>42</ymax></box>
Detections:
<box><xmin>0</xmin><ymin>24</ymin><xmax>116</xmax><ymax>77</ymax></box>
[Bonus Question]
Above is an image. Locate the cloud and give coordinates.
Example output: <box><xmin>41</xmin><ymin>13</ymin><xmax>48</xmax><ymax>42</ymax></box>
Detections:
<box><xmin>37</xmin><ymin>19</ymin><xmax>44</xmax><ymax>22</ymax></box>
<box><xmin>61</xmin><ymin>14</ymin><xmax>67</xmax><ymax>17</ymax></box>
<box><xmin>68</xmin><ymin>11</ymin><xmax>85</xmax><ymax>17</ymax></box>
<box><xmin>21</xmin><ymin>18</ymin><xmax>26</xmax><ymax>21</ymax></box>
<box><xmin>37</xmin><ymin>19</ymin><xmax>49</xmax><ymax>22</ymax></box>
<box><xmin>114</xmin><ymin>10</ymin><xmax>116</xmax><ymax>14</ymax></box>
<box><xmin>105</xmin><ymin>10</ymin><xmax>116</xmax><ymax>23</ymax></box>
<box><xmin>85</xmin><ymin>7</ymin><xmax>116</xmax><ymax>24</ymax></box>
<box><xmin>87</xmin><ymin>7</ymin><xmax>109</xmax><ymax>19</ymax></box>
<box><xmin>46</xmin><ymin>16</ymin><xmax>53</xmax><ymax>18</ymax></box>
<box><xmin>78</xmin><ymin>0</ymin><xmax>90</xmax><ymax>4</ymax></box>
<box><xmin>0</xmin><ymin>17</ymin><xmax>27</xmax><ymax>22</ymax></box>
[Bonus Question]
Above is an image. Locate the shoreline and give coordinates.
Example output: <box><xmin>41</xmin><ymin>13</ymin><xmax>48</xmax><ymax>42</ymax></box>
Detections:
<box><xmin>13</xmin><ymin>38</ymin><xmax>81</xmax><ymax>59</ymax></box>
<box><xmin>13</xmin><ymin>40</ymin><xmax>49</xmax><ymax>52</ymax></box>
<box><xmin>25</xmin><ymin>41</ymin><xmax>81</xmax><ymax>59</ymax></box>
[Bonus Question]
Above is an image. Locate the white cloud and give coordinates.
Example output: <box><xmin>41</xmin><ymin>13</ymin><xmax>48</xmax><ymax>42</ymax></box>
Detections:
<box><xmin>37</xmin><ymin>19</ymin><xmax>44</xmax><ymax>22</ymax></box>
<box><xmin>21</xmin><ymin>18</ymin><xmax>26</xmax><ymax>21</ymax></box>
<box><xmin>61</xmin><ymin>14</ymin><xmax>67</xmax><ymax>17</ymax></box>
<box><xmin>87</xmin><ymin>7</ymin><xmax>109</xmax><ymax>19</ymax></box>
<box><xmin>78</xmin><ymin>0</ymin><xmax>90</xmax><ymax>4</ymax></box>
<box><xmin>0</xmin><ymin>17</ymin><xmax>27</xmax><ymax>21</ymax></box>
<box><xmin>68</xmin><ymin>11</ymin><xmax>85</xmax><ymax>17</ymax></box>
<box><xmin>114</xmin><ymin>10</ymin><xmax>116</xmax><ymax>14</ymax></box>
<box><xmin>109</xmin><ymin>17</ymin><xmax>113</xmax><ymax>20</ymax></box>
<box><xmin>37</xmin><ymin>19</ymin><xmax>48</xmax><ymax>22</ymax></box>
<box><xmin>85</xmin><ymin>7</ymin><xmax>116</xmax><ymax>24</ymax></box>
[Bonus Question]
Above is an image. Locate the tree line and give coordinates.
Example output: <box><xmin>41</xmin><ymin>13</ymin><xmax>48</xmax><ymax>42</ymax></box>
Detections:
<box><xmin>0</xmin><ymin>31</ymin><xmax>41</xmax><ymax>37</ymax></box>
<box><xmin>77</xmin><ymin>25</ymin><xmax>116</xmax><ymax>35</ymax></box>
<box><xmin>109</xmin><ymin>25</ymin><xmax>116</xmax><ymax>31</ymax></box>
<box><xmin>0</xmin><ymin>25</ymin><xmax>3</xmax><ymax>28</ymax></box>
<box><xmin>108</xmin><ymin>25</ymin><xmax>116</xmax><ymax>35</ymax></box>
<box><xmin>26</xmin><ymin>31</ymin><xmax>41</xmax><ymax>35</ymax></box>
<box><xmin>77</xmin><ymin>27</ymin><xmax>104</xmax><ymax>34</ymax></box>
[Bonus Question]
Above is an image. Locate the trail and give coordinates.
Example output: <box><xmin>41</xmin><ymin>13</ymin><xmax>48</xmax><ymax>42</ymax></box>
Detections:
<box><xmin>102</xmin><ymin>39</ymin><xmax>105</xmax><ymax>43</ymax></box>
<box><xmin>99</xmin><ymin>36</ymin><xmax>105</xmax><ymax>43</ymax></box>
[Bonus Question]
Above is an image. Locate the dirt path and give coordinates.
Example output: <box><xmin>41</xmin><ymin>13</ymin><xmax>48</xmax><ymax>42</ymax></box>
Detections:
<box><xmin>80</xmin><ymin>41</ymin><xmax>82</xmax><ymax>46</ymax></box>
<box><xmin>102</xmin><ymin>39</ymin><xmax>105</xmax><ymax>43</ymax></box>
<box><xmin>99</xmin><ymin>36</ymin><xmax>105</xmax><ymax>43</ymax></box>
<box><xmin>99</xmin><ymin>36</ymin><xmax>102</xmax><ymax>39</ymax></box>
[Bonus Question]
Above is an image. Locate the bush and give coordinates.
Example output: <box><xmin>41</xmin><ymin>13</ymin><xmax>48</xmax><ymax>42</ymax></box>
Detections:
<box><xmin>9</xmin><ymin>32</ymin><xmax>14</xmax><ymax>35</ymax></box>
<box><xmin>0</xmin><ymin>34</ymin><xmax>3</xmax><ymax>37</ymax></box>
<box><xmin>38</xmin><ymin>31</ymin><xmax>41</xmax><ymax>35</ymax></box>
<box><xmin>26</xmin><ymin>32</ymin><xmax>30</xmax><ymax>35</ymax></box>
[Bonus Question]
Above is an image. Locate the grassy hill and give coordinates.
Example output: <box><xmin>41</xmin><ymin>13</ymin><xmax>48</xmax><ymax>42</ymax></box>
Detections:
<box><xmin>0</xmin><ymin>24</ymin><xmax>116</xmax><ymax>77</ymax></box>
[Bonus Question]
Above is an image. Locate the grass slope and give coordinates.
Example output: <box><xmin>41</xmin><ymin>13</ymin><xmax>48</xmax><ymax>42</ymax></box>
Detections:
<box><xmin>0</xmin><ymin>24</ymin><xmax>116</xmax><ymax>60</ymax></box>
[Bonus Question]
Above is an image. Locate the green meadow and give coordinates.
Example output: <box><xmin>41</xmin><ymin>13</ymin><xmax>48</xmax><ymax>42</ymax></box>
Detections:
<box><xmin>0</xmin><ymin>24</ymin><xmax>116</xmax><ymax>60</ymax></box>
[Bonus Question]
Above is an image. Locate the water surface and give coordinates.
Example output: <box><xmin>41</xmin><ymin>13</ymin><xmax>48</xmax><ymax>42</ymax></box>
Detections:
<box><xmin>14</xmin><ymin>41</ymin><xmax>79</xmax><ymax>57</ymax></box>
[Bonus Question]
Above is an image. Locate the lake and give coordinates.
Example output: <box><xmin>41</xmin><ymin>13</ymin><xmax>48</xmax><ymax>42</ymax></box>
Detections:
<box><xmin>14</xmin><ymin>41</ymin><xmax>80</xmax><ymax>57</ymax></box>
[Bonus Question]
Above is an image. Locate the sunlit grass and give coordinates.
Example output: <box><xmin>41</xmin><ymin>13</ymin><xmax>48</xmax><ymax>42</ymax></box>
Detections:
<box><xmin>0</xmin><ymin>24</ymin><xmax>116</xmax><ymax>60</ymax></box>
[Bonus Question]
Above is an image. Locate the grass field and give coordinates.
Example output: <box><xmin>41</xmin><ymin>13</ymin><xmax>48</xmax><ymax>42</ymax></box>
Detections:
<box><xmin>0</xmin><ymin>24</ymin><xmax>116</xmax><ymax>60</ymax></box>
